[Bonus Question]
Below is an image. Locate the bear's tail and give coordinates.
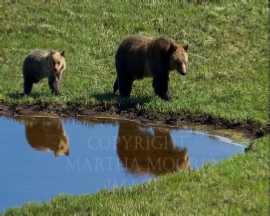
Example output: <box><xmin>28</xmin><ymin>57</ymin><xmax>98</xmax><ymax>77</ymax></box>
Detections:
<box><xmin>113</xmin><ymin>79</ymin><xmax>118</xmax><ymax>93</ymax></box>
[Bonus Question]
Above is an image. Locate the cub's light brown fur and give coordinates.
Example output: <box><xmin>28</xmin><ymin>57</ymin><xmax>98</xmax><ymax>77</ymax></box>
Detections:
<box><xmin>25</xmin><ymin>118</ymin><xmax>69</xmax><ymax>157</ymax></box>
<box><xmin>22</xmin><ymin>49</ymin><xmax>66</xmax><ymax>95</ymax></box>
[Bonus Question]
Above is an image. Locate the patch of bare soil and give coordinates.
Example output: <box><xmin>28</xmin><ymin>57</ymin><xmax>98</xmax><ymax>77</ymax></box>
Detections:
<box><xmin>0</xmin><ymin>101</ymin><xmax>269</xmax><ymax>140</ymax></box>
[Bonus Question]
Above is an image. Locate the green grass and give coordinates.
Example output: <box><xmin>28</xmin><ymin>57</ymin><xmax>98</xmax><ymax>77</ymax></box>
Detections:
<box><xmin>0</xmin><ymin>0</ymin><xmax>268</xmax><ymax>124</ymax></box>
<box><xmin>0</xmin><ymin>0</ymin><xmax>269</xmax><ymax>214</ymax></box>
<box><xmin>2</xmin><ymin>135</ymin><xmax>269</xmax><ymax>215</ymax></box>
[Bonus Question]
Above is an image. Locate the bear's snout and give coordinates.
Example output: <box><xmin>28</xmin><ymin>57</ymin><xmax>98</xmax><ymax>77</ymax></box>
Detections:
<box><xmin>176</xmin><ymin>64</ymin><xmax>186</xmax><ymax>76</ymax></box>
<box><xmin>180</xmin><ymin>71</ymin><xmax>186</xmax><ymax>76</ymax></box>
<box><xmin>180</xmin><ymin>64</ymin><xmax>187</xmax><ymax>76</ymax></box>
<box><xmin>54</xmin><ymin>65</ymin><xmax>61</xmax><ymax>73</ymax></box>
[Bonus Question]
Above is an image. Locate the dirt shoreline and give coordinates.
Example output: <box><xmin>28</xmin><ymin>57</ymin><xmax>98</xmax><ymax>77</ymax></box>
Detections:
<box><xmin>0</xmin><ymin>101</ymin><xmax>269</xmax><ymax>140</ymax></box>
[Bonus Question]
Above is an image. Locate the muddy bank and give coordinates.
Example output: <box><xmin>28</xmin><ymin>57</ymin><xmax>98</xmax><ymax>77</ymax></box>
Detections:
<box><xmin>0</xmin><ymin>101</ymin><xmax>269</xmax><ymax>140</ymax></box>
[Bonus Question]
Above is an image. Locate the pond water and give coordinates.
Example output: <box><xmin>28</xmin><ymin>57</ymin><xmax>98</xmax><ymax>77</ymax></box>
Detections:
<box><xmin>0</xmin><ymin>116</ymin><xmax>246</xmax><ymax>211</ymax></box>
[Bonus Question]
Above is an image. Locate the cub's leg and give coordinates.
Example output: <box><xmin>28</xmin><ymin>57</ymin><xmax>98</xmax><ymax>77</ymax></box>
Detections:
<box><xmin>48</xmin><ymin>77</ymin><xmax>61</xmax><ymax>96</ymax></box>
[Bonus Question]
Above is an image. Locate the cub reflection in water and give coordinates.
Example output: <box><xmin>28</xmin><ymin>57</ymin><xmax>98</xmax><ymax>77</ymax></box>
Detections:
<box><xmin>23</xmin><ymin>117</ymin><xmax>69</xmax><ymax>157</ymax></box>
<box><xmin>117</xmin><ymin>121</ymin><xmax>190</xmax><ymax>176</ymax></box>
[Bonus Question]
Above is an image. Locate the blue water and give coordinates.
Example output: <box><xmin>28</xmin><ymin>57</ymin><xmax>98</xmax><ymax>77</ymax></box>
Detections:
<box><xmin>0</xmin><ymin>116</ymin><xmax>245</xmax><ymax>212</ymax></box>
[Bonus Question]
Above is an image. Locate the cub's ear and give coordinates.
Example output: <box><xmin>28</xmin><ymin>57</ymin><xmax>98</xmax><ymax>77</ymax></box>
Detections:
<box><xmin>60</xmin><ymin>50</ymin><xmax>65</xmax><ymax>57</ymax></box>
<box><xmin>50</xmin><ymin>50</ymin><xmax>56</xmax><ymax>55</ymax></box>
<box><xmin>183</xmin><ymin>44</ymin><xmax>189</xmax><ymax>52</ymax></box>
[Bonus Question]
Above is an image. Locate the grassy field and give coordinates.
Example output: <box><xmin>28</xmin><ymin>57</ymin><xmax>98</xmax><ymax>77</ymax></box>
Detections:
<box><xmin>0</xmin><ymin>0</ymin><xmax>269</xmax><ymax>215</ymax></box>
<box><xmin>0</xmin><ymin>0</ymin><xmax>268</xmax><ymax>124</ymax></box>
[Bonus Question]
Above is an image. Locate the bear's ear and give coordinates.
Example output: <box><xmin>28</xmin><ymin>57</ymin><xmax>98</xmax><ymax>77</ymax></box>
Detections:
<box><xmin>183</xmin><ymin>44</ymin><xmax>189</xmax><ymax>52</ymax></box>
<box><xmin>169</xmin><ymin>43</ymin><xmax>178</xmax><ymax>54</ymax></box>
<box><xmin>60</xmin><ymin>50</ymin><xmax>65</xmax><ymax>57</ymax></box>
<box><xmin>50</xmin><ymin>50</ymin><xmax>55</xmax><ymax>55</ymax></box>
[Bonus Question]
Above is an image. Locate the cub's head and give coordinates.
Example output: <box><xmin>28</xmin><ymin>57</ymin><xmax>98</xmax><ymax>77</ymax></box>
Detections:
<box><xmin>169</xmin><ymin>44</ymin><xmax>188</xmax><ymax>76</ymax></box>
<box><xmin>50</xmin><ymin>50</ymin><xmax>66</xmax><ymax>74</ymax></box>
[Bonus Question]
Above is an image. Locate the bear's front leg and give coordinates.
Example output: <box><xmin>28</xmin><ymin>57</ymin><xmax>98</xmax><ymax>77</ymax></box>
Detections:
<box><xmin>48</xmin><ymin>77</ymin><xmax>61</xmax><ymax>96</ymax></box>
<box><xmin>154</xmin><ymin>76</ymin><xmax>172</xmax><ymax>101</ymax></box>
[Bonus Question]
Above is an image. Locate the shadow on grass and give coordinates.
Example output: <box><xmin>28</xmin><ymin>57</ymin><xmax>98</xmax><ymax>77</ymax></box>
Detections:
<box><xmin>92</xmin><ymin>92</ymin><xmax>152</xmax><ymax>108</ymax></box>
<box><xmin>9</xmin><ymin>92</ymin><xmax>44</xmax><ymax>100</ymax></box>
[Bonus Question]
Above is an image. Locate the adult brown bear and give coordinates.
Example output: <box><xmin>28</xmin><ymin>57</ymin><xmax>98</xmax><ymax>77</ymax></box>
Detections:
<box><xmin>114</xmin><ymin>35</ymin><xmax>188</xmax><ymax>101</ymax></box>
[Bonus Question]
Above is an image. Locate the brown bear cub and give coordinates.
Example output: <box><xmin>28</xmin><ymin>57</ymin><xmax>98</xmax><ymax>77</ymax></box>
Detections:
<box><xmin>114</xmin><ymin>35</ymin><xmax>188</xmax><ymax>101</ymax></box>
<box><xmin>22</xmin><ymin>49</ymin><xmax>66</xmax><ymax>95</ymax></box>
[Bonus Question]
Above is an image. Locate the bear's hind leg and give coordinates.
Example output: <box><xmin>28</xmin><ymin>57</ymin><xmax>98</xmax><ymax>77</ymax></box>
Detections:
<box><xmin>113</xmin><ymin>79</ymin><xmax>118</xmax><ymax>93</ymax></box>
<box><xmin>24</xmin><ymin>79</ymin><xmax>33</xmax><ymax>95</ymax></box>
<box><xmin>152</xmin><ymin>79</ymin><xmax>158</xmax><ymax>95</ymax></box>
<box><xmin>118</xmin><ymin>75</ymin><xmax>134</xmax><ymax>98</ymax></box>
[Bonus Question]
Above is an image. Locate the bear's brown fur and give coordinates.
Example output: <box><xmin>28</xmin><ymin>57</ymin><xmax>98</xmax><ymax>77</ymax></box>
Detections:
<box><xmin>22</xmin><ymin>49</ymin><xmax>66</xmax><ymax>95</ymax></box>
<box><xmin>114</xmin><ymin>35</ymin><xmax>188</xmax><ymax>101</ymax></box>
<box><xmin>117</xmin><ymin>121</ymin><xmax>190</xmax><ymax>176</ymax></box>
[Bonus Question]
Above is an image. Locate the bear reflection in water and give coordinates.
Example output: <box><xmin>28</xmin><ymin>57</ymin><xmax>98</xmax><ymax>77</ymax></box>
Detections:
<box><xmin>22</xmin><ymin>117</ymin><xmax>69</xmax><ymax>157</ymax></box>
<box><xmin>117</xmin><ymin>121</ymin><xmax>190</xmax><ymax>176</ymax></box>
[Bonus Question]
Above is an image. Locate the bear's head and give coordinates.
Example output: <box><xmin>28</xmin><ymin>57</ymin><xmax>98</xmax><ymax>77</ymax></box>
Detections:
<box><xmin>54</xmin><ymin>135</ymin><xmax>69</xmax><ymax>157</ymax></box>
<box><xmin>50</xmin><ymin>50</ymin><xmax>66</xmax><ymax>75</ymax></box>
<box><xmin>169</xmin><ymin>44</ymin><xmax>188</xmax><ymax>76</ymax></box>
